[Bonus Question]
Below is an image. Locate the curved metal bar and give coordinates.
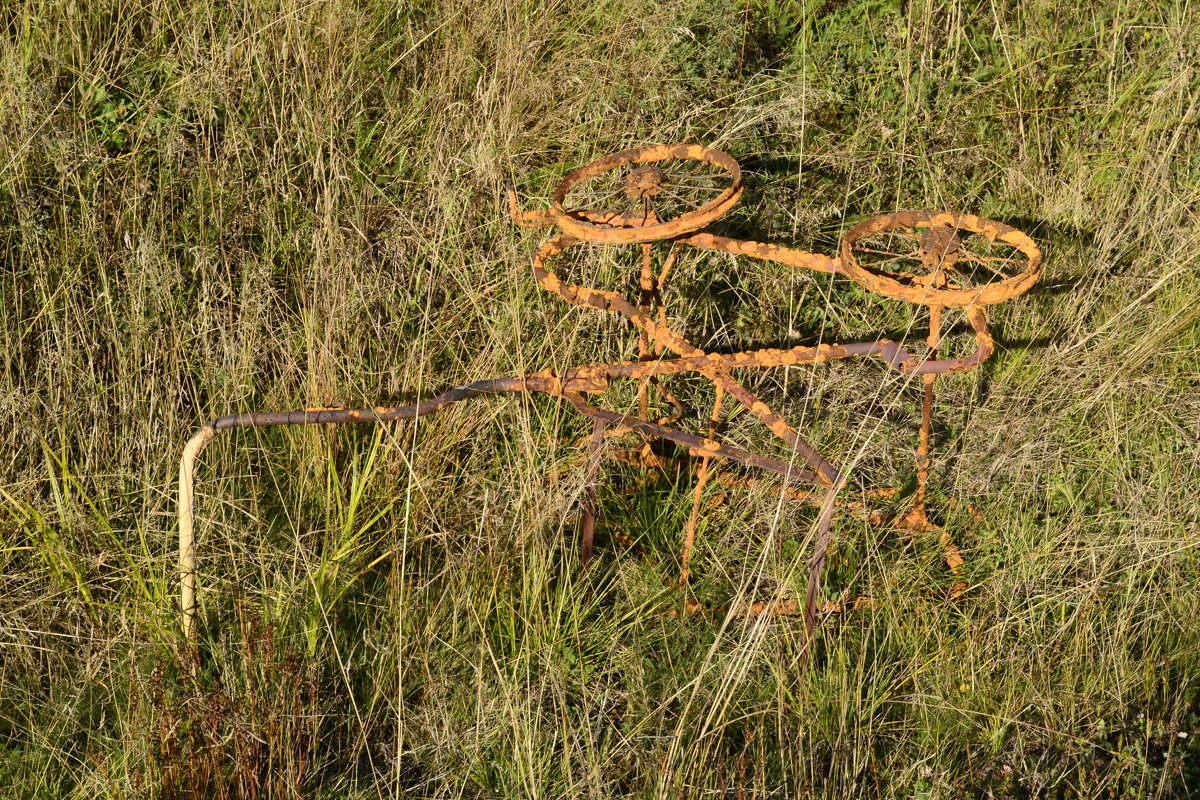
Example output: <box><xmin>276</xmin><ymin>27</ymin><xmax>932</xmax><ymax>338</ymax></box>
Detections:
<box><xmin>177</xmin><ymin>374</ymin><xmax>827</xmax><ymax>639</ymax></box>
<box><xmin>178</xmin><ymin>378</ymin><xmax>529</xmax><ymax>640</ymax></box>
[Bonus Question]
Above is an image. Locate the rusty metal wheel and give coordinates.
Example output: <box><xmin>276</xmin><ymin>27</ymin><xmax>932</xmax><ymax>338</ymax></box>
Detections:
<box><xmin>550</xmin><ymin>143</ymin><xmax>743</xmax><ymax>244</ymax></box>
<box><xmin>840</xmin><ymin>210</ymin><xmax>1042</xmax><ymax>307</ymax></box>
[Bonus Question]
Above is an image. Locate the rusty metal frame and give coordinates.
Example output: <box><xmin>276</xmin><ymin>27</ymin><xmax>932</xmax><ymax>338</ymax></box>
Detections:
<box><xmin>177</xmin><ymin>143</ymin><xmax>1041</xmax><ymax>644</ymax></box>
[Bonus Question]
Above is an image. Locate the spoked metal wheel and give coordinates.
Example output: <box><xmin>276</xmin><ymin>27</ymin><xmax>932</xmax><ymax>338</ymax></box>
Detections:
<box><xmin>550</xmin><ymin>143</ymin><xmax>743</xmax><ymax>244</ymax></box>
<box><xmin>840</xmin><ymin>210</ymin><xmax>1042</xmax><ymax>307</ymax></box>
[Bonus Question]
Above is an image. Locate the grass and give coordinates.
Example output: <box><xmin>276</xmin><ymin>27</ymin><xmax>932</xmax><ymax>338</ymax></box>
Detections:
<box><xmin>1</xmin><ymin>0</ymin><xmax>1199</xmax><ymax>796</ymax></box>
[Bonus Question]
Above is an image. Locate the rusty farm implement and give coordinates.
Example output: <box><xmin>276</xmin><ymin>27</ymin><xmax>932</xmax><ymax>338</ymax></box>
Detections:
<box><xmin>177</xmin><ymin>143</ymin><xmax>1041</xmax><ymax>644</ymax></box>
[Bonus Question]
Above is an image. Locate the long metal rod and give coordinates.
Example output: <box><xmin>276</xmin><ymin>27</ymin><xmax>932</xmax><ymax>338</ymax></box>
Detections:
<box><xmin>580</xmin><ymin>417</ymin><xmax>606</xmax><ymax>568</ymax></box>
<box><xmin>916</xmin><ymin>305</ymin><xmax>942</xmax><ymax>512</ymax></box>
<box><xmin>178</xmin><ymin>374</ymin><xmax>835</xmax><ymax>639</ymax></box>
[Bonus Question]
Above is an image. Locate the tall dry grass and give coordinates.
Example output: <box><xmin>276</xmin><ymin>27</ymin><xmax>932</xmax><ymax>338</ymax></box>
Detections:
<box><xmin>1</xmin><ymin>0</ymin><xmax>1198</xmax><ymax>797</ymax></box>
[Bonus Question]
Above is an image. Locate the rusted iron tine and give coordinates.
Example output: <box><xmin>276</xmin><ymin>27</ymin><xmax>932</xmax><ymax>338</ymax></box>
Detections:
<box><xmin>179</xmin><ymin>143</ymin><xmax>1041</xmax><ymax>644</ymax></box>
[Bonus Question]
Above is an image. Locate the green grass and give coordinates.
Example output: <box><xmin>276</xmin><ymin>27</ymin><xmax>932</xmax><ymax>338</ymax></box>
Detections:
<box><xmin>2</xmin><ymin>0</ymin><xmax>1199</xmax><ymax>797</ymax></box>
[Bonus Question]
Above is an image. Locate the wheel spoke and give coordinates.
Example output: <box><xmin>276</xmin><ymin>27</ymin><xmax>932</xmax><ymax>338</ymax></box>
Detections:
<box><xmin>656</xmin><ymin>185</ymin><xmax>700</xmax><ymax>207</ymax></box>
<box><xmin>663</xmin><ymin>177</ymin><xmax>724</xmax><ymax>188</ymax></box>
<box><xmin>664</xmin><ymin>184</ymin><xmax>725</xmax><ymax>194</ymax></box>
<box><xmin>862</xmin><ymin>254</ymin><xmax>915</xmax><ymax>268</ymax></box>
<box><xmin>639</xmin><ymin>198</ymin><xmax>655</xmax><ymax>225</ymax></box>
<box><xmin>957</xmin><ymin>249</ymin><xmax>1023</xmax><ymax>278</ymax></box>
<box><xmin>958</xmin><ymin>249</ymin><xmax>1024</xmax><ymax>264</ymax></box>
<box><xmin>853</xmin><ymin>245</ymin><xmax>919</xmax><ymax>260</ymax></box>
<box><xmin>567</xmin><ymin>186</ymin><xmax>628</xmax><ymax>205</ymax></box>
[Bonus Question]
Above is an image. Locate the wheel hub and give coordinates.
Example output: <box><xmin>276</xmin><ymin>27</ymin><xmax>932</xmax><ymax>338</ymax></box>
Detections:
<box><xmin>919</xmin><ymin>226</ymin><xmax>962</xmax><ymax>268</ymax></box>
<box><xmin>623</xmin><ymin>165</ymin><xmax>666</xmax><ymax>199</ymax></box>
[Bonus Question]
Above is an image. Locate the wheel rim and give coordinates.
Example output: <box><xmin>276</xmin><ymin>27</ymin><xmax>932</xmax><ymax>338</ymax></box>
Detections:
<box><xmin>839</xmin><ymin>210</ymin><xmax>1042</xmax><ymax>307</ymax></box>
<box><xmin>550</xmin><ymin>143</ymin><xmax>743</xmax><ymax>243</ymax></box>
